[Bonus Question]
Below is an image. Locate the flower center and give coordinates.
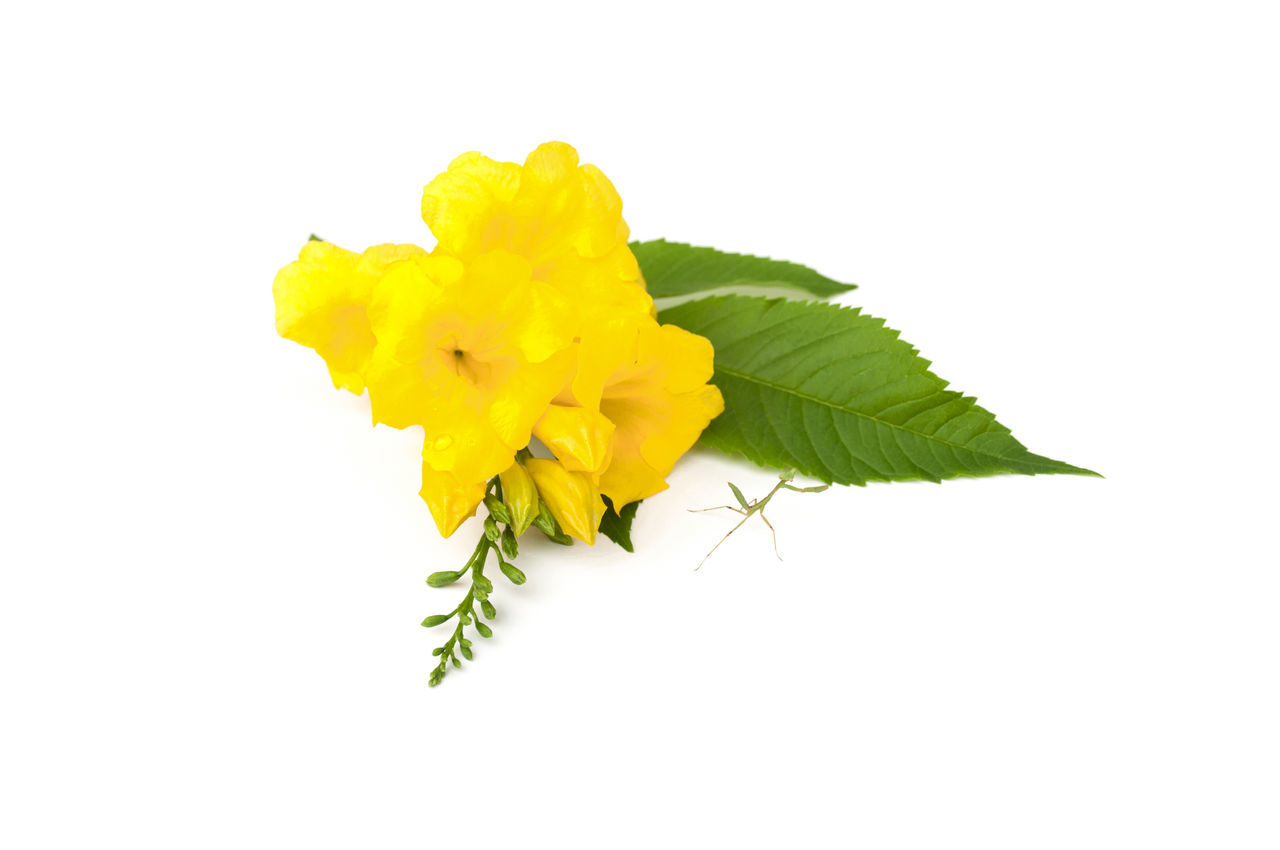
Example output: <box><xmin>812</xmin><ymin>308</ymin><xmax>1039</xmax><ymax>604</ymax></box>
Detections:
<box><xmin>441</xmin><ymin>345</ymin><xmax>492</xmax><ymax>385</ymax></box>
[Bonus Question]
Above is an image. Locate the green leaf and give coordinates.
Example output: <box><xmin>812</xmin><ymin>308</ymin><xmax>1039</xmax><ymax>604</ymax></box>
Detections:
<box><xmin>598</xmin><ymin>497</ymin><xmax>640</xmax><ymax>553</ymax></box>
<box><xmin>658</xmin><ymin>295</ymin><xmax>1097</xmax><ymax>484</ymax></box>
<box><xmin>631</xmin><ymin>239</ymin><xmax>855</xmax><ymax>300</ymax></box>
<box><xmin>426</xmin><ymin>570</ymin><xmax>462</xmax><ymax>587</ymax></box>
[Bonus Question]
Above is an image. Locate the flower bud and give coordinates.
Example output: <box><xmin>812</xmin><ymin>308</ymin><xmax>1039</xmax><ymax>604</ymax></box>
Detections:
<box><xmin>498</xmin><ymin>461</ymin><xmax>539</xmax><ymax>537</ymax></box>
<box><xmin>483</xmin><ymin>494</ymin><xmax>510</xmax><ymax>524</ymax></box>
<box><xmin>419</xmin><ymin>463</ymin><xmax>486</xmax><ymax>538</ymax></box>
<box><xmin>524</xmin><ymin>458</ymin><xmax>606</xmax><ymax>545</ymax></box>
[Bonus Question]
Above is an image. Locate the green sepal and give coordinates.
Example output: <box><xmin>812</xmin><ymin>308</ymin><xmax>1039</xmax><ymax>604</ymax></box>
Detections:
<box><xmin>598</xmin><ymin>497</ymin><xmax>640</xmax><ymax>553</ymax></box>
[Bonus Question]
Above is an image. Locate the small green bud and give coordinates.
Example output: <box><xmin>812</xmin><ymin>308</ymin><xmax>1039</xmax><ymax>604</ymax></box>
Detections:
<box><xmin>451</xmin><ymin>655</ymin><xmax>462</xmax><ymax>669</ymax></box>
<box><xmin>484</xmin><ymin>516</ymin><xmax>501</xmax><ymax>541</ymax></box>
<box><xmin>460</xmin><ymin>643</ymin><xmax>473</xmax><ymax>660</ymax></box>
<box><xmin>431</xmin><ymin>647</ymin><xmax>444</xmax><ymax>656</ymax></box>
<box><xmin>475</xmin><ymin>621</ymin><xmax>493</xmax><ymax>639</ymax></box>
<box><xmin>483</xmin><ymin>494</ymin><xmax>510</xmax><ymax>524</ymax></box>
<box><xmin>481</xmin><ymin>599</ymin><xmax>496</xmax><ymax>620</ymax></box>
<box><xmin>421</xmin><ymin>614</ymin><xmax>451</xmax><ymax>628</ymax></box>
<box><xmin>501</xmin><ymin>528</ymin><xmax>519</xmax><ymax>560</ymax></box>
<box><xmin>499</xmin><ymin>562</ymin><xmax>526</xmax><ymax>586</ymax></box>
<box><xmin>426</xmin><ymin>570</ymin><xmax>462</xmax><ymax>587</ymax></box>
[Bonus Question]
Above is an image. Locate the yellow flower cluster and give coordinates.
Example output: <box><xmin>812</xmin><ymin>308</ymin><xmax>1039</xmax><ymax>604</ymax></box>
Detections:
<box><xmin>273</xmin><ymin>143</ymin><xmax>724</xmax><ymax>542</ymax></box>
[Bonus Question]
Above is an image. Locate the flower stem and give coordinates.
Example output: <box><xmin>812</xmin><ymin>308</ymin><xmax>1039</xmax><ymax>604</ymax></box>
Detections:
<box><xmin>424</xmin><ymin>476</ymin><xmax>520</xmax><ymax>687</ymax></box>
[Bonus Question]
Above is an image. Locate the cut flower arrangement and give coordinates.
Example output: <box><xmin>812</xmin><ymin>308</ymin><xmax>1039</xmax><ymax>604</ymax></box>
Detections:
<box><xmin>273</xmin><ymin>142</ymin><xmax>1094</xmax><ymax>686</ymax></box>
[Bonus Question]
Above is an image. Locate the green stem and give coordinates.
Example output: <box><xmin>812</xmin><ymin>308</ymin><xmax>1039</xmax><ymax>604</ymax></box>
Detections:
<box><xmin>424</xmin><ymin>476</ymin><xmax>519</xmax><ymax>687</ymax></box>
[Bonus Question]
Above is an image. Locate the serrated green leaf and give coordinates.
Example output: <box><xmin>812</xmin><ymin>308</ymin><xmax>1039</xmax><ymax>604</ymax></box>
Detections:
<box><xmin>659</xmin><ymin>295</ymin><xmax>1096</xmax><ymax>484</ymax></box>
<box><xmin>598</xmin><ymin>497</ymin><xmax>640</xmax><ymax>553</ymax></box>
<box><xmin>631</xmin><ymin>239</ymin><xmax>855</xmax><ymax>300</ymax></box>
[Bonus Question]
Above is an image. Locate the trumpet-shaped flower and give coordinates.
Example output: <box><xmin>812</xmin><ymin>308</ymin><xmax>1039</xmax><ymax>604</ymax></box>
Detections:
<box><xmin>421</xmin><ymin>142</ymin><xmax>653</xmax><ymax>327</ymax></box>
<box><xmin>546</xmin><ymin>315</ymin><xmax>724</xmax><ymax>509</ymax></box>
<box><xmin>524</xmin><ymin>458</ymin><xmax>606</xmax><ymax>545</ymax></box>
<box><xmin>273</xmin><ymin>240</ymin><xmax>427</xmax><ymax>393</ymax></box>
<box><xmin>365</xmin><ymin>251</ymin><xmax>576</xmax><ymax>485</ymax></box>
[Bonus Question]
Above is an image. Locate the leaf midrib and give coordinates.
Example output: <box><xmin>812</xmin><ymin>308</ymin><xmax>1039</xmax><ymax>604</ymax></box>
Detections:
<box><xmin>711</xmin><ymin>363</ymin><xmax>1027</xmax><ymax>465</ymax></box>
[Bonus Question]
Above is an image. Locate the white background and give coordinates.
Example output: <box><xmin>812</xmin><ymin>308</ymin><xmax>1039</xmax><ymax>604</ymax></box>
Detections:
<box><xmin>3</xmin><ymin>2</ymin><xmax>1277</xmax><ymax>847</ymax></box>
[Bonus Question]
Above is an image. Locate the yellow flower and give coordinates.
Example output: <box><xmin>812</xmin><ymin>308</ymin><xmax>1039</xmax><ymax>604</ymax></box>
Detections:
<box><xmin>364</xmin><ymin>251</ymin><xmax>576</xmax><ymax>485</ymax></box>
<box><xmin>273</xmin><ymin>240</ymin><xmax>426</xmax><ymax>393</ymax></box>
<box><xmin>421</xmin><ymin>142</ymin><xmax>653</xmax><ymax>327</ymax></box>
<box><xmin>420</xmin><ymin>464</ymin><xmax>487</xmax><ymax>538</ymax></box>
<box><xmin>524</xmin><ymin>458</ymin><xmax>606</xmax><ymax>545</ymax></box>
<box><xmin>549</xmin><ymin>315</ymin><xmax>725</xmax><ymax>508</ymax></box>
<box><xmin>498</xmin><ymin>461</ymin><xmax>539</xmax><ymax>537</ymax></box>
<box><xmin>275</xmin><ymin>143</ymin><xmax>725</xmax><ymax>543</ymax></box>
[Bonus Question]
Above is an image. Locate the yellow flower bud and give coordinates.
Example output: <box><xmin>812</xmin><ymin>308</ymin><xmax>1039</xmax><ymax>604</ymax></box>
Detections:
<box><xmin>524</xmin><ymin>458</ymin><xmax>606</xmax><ymax>545</ymax></box>
<box><xmin>533</xmin><ymin>404</ymin><xmax>615</xmax><ymax>475</ymax></box>
<box><xmin>419</xmin><ymin>464</ymin><xmax>487</xmax><ymax>538</ymax></box>
<box><xmin>498</xmin><ymin>461</ymin><xmax>539</xmax><ymax>538</ymax></box>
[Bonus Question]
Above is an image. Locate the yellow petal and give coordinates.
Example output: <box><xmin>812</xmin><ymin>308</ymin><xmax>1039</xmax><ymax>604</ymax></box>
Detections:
<box><xmin>421</xmin><ymin>152</ymin><xmax>522</xmax><ymax>257</ymax></box>
<box><xmin>422</xmin><ymin>408</ymin><xmax>518</xmax><ymax>486</ymax></box>
<box><xmin>420</xmin><ymin>464</ymin><xmax>487</xmax><ymax>538</ymax></box>
<box><xmin>525</xmin><ymin>458</ymin><xmax>605</xmax><ymax>545</ymax></box>
<box><xmin>641</xmin><ymin>323</ymin><xmax>717</xmax><ymax>393</ymax></box>
<box><xmin>484</xmin><ymin>347</ymin><xmax>576</xmax><ymax>451</ymax></box>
